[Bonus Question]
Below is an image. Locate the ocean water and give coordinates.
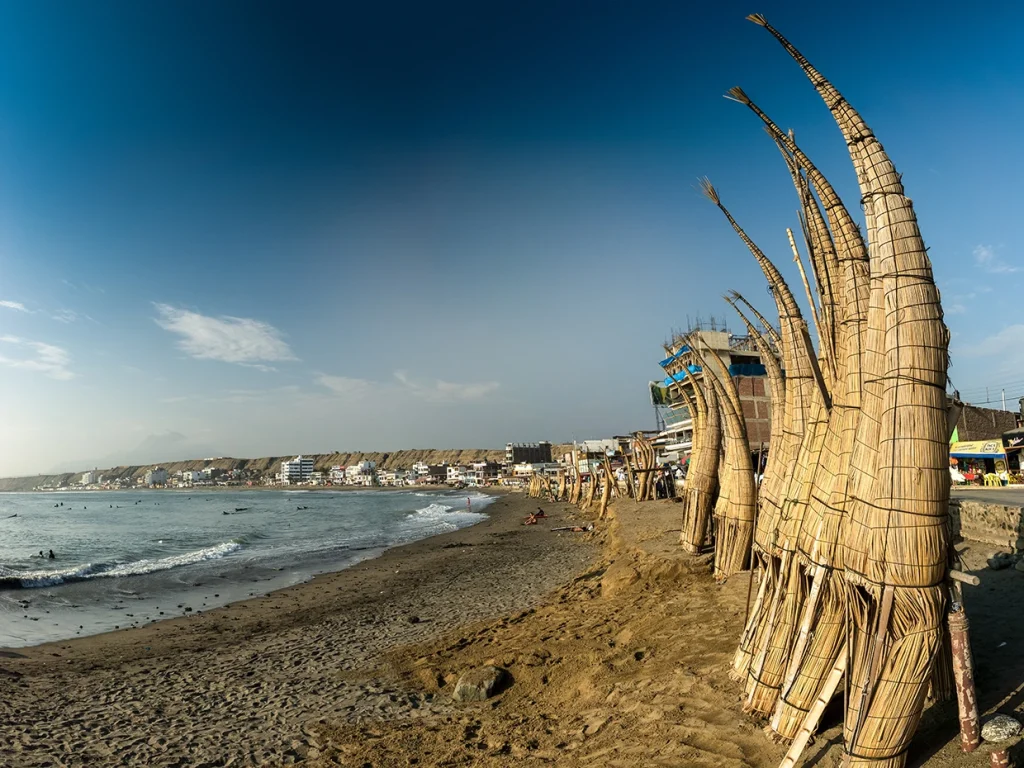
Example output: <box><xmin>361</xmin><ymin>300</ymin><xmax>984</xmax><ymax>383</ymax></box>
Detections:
<box><xmin>0</xmin><ymin>489</ymin><xmax>494</xmax><ymax>647</ymax></box>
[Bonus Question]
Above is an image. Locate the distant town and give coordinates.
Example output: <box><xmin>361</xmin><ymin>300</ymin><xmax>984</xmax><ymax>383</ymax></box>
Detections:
<box><xmin>31</xmin><ymin>441</ymin><xmax>628</xmax><ymax>492</ymax></box>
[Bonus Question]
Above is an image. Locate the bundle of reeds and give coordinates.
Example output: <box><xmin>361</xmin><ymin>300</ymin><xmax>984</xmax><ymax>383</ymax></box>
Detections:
<box><xmin>597</xmin><ymin>455</ymin><xmax>615</xmax><ymax>520</ymax></box>
<box><xmin>702</xmin><ymin>181</ymin><xmax>827</xmax><ymax>714</ymax></box>
<box><xmin>632</xmin><ymin>432</ymin><xmax>658</xmax><ymax>502</ymax></box>
<box><xmin>678</xmin><ymin>366</ymin><xmax>721</xmax><ymax>553</ymax></box>
<box><xmin>725</xmin><ymin>294</ymin><xmax>785</xmax><ymax>550</ymax></box>
<box><xmin>687</xmin><ymin>342</ymin><xmax>756</xmax><ymax>581</ymax></box>
<box><xmin>745</xmin><ymin>16</ymin><xmax>950</xmax><ymax>766</ymax></box>
<box><xmin>723</xmin><ymin>92</ymin><xmax>872</xmax><ymax>744</ymax></box>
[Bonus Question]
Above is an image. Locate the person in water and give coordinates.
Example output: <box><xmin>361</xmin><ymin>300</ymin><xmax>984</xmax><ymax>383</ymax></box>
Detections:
<box><xmin>48</xmin><ymin>549</ymin><xmax>55</xmax><ymax>560</ymax></box>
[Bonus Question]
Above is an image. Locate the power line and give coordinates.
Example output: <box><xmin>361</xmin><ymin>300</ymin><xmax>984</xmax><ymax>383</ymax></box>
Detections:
<box><xmin>961</xmin><ymin>391</ymin><xmax>1024</xmax><ymax>408</ymax></box>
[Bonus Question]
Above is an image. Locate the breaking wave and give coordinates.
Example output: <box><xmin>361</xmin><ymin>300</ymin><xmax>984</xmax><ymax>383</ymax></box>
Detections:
<box><xmin>0</xmin><ymin>542</ymin><xmax>242</xmax><ymax>589</ymax></box>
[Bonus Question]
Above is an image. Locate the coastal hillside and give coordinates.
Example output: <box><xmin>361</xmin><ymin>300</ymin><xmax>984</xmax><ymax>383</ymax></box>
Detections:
<box><xmin>0</xmin><ymin>446</ymin><xmax>574</xmax><ymax>492</ymax></box>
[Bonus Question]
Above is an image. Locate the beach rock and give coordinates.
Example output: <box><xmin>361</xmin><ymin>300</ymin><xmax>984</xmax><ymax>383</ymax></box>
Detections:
<box><xmin>982</xmin><ymin>715</ymin><xmax>1022</xmax><ymax>743</ymax></box>
<box><xmin>1016</xmin><ymin>560</ymin><xmax>1024</xmax><ymax>573</ymax></box>
<box><xmin>453</xmin><ymin>665</ymin><xmax>511</xmax><ymax>702</ymax></box>
<box><xmin>988</xmin><ymin>552</ymin><xmax>1013</xmax><ymax>570</ymax></box>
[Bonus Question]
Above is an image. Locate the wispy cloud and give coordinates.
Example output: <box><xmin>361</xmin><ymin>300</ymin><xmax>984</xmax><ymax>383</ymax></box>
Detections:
<box><xmin>52</xmin><ymin>309</ymin><xmax>81</xmax><ymax>323</ymax></box>
<box><xmin>0</xmin><ymin>335</ymin><xmax>75</xmax><ymax>380</ymax></box>
<box><xmin>973</xmin><ymin>244</ymin><xmax>1019</xmax><ymax>274</ymax></box>
<box><xmin>154</xmin><ymin>304</ymin><xmax>297</xmax><ymax>366</ymax></box>
<box><xmin>0</xmin><ymin>300</ymin><xmax>29</xmax><ymax>313</ymax></box>
<box><xmin>946</xmin><ymin>303</ymin><xmax>967</xmax><ymax>315</ymax></box>
<box><xmin>316</xmin><ymin>374</ymin><xmax>373</xmax><ymax>398</ymax></box>
<box><xmin>315</xmin><ymin>370</ymin><xmax>498</xmax><ymax>403</ymax></box>
<box><xmin>394</xmin><ymin>370</ymin><xmax>500</xmax><ymax>402</ymax></box>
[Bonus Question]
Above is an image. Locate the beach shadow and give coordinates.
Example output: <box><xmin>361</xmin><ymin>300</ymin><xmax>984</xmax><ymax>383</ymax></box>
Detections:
<box><xmin>907</xmin><ymin>553</ymin><xmax>1024</xmax><ymax>765</ymax></box>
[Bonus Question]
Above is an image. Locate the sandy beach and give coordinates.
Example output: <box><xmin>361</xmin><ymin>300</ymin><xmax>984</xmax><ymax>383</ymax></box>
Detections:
<box><xmin>0</xmin><ymin>492</ymin><xmax>597</xmax><ymax>767</ymax></box>
<box><xmin>3</xmin><ymin>492</ymin><xmax>1020</xmax><ymax>767</ymax></box>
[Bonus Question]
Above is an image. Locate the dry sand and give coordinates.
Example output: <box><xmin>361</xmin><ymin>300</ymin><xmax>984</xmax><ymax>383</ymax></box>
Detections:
<box><xmin>2</xmin><ymin>493</ymin><xmax>1021</xmax><ymax>767</ymax></box>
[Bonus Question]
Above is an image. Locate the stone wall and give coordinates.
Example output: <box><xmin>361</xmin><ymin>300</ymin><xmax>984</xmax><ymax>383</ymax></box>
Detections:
<box><xmin>956</xmin><ymin>404</ymin><xmax>1018</xmax><ymax>441</ymax></box>
<box><xmin>950</xmin><ymin>498</ymin><xmax>1024</xmax><ymax>551</ymax></box>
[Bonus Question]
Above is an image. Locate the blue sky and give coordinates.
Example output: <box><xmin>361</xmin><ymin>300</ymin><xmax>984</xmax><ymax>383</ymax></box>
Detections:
<box><xmin>1</xmin><ymin>0</ymin><xmax>1022</xmax><ymax>475</ymax></box>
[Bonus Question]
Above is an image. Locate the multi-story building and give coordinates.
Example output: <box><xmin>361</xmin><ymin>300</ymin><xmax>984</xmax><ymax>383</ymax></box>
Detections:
<box><xmin>422</xmin><ymin>465</ymin><xmax>448</xmax><ymax>484</ymax></box>
<box><xmin>329</xmin><ymin>466</ymin><xmax>347</xmax><ymax>484</ymax></box>
<box><xmin>345</xmin><ymin>461</ymin><xmax>376</xmax><ymax>485</ymax></box>
<box><xmin>512</xmin><ymin>461</ymin><xmax>561</xmax><ymax>478</ymax></box>
<box><xmin>465</xmin><ymin>461</ymin><xmax>500</xmax><ymax>486</ymax></box>
<box><xmin>280</xmin><ymin>455</ymin><xmax>315</xmax><ymax>484</ymax></box>
<box><xmin>654</xmin><ymin>324</ymin><xmax>776</xmax><ymax>462</ymax></box>
<box><xmin>81</xmin><ymin>471</ymin><xmax>95</xmax><ymax>485</ymax></box>
<box><xmin>144</xmin><ymin>467</ymin><xmax>169</xmax><ymax>487</ymax></box>
<box><xmin>447</xmin><ymin>465</ymin><xmax>468</xmax><ymax>484</ymax></box>
<box><xmin>505</xmin><ymin>441</ymin><xmax>552</xmax><ymax>466</ymax></box>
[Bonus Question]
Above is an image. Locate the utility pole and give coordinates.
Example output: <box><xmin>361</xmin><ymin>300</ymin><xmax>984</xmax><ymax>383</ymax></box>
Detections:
<box><xmin>1003</xmin><ymin>389</ymin><xmax>1007</xmax><ymax>410</ymax></box>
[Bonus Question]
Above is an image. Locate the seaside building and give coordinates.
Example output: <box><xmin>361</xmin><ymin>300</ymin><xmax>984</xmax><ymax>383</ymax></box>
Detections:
<box><xmin>280</xmin><ymin>455</ymin><xmax>315</xmax><ymax>484</ymax></box>
<box><xmin>568</xmin><ymin>439</ymin><xmax>618</xmax><ymax>477</ymax></box>
<box><xmin>465</xmin><ymin>461</ymin><xmax>500</xmax><ymax>486</ymax></box>
<box><xmin>421</xmin><ymin>465</ymin><xmax>448</xmax><ymax>484</ymax></box>
<box><xmin>144</xmin><ymin>467</ymin><xmax>168</xmax><ymax>487</ymax></box>
<box><xmin>512</xmin><ymin>461</ymin><xmax>560</xmax><ymax>478</ymax></box>
<box><xmin>412</xmin><ymin>461</ymin><xmax>430</xmax><ymax>478</ymax></box>
<box><xmin>345</xmin><ymin>460</ymin><xmax>377</xmax><ymax>486</ymax></box>
<box><xmin>80</xmin><ymin>471</ymin><xmax>95</xmax><ymax>485</ymax></box>
<box><xmin>654</xmin><ymin>323</ymin><xmax>775</xmax><ymax>462</ymax></box>
<box><xmin>447</xmin><ymin>465</ymin><xmax>468</xmax><ymax>484</ymax></box>
<box><xmin>505</xmin><ymin>441</ymin><xmax>553</xmax><ymax>467</ymax></box>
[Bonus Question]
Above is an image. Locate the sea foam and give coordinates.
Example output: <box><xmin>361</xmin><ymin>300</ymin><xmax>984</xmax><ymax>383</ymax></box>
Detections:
<box><xmin>0</xmin><ymin>541</ymin><xmax>241</xmax><ymax>589</ymax></box>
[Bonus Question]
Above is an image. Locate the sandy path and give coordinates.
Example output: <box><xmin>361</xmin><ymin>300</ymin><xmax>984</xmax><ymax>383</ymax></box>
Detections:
<box><xmin>0</xmin><ymin>494</ymin><xmax>596</xmax><ymax>767</ymax></box>
<box><xmin>305</xmin><ymin>499</ymin><xmax>1024</xmax><ymax>768</ymax></box>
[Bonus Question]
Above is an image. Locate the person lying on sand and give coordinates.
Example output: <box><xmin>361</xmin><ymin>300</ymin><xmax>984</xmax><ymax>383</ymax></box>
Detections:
<box><xmin>523</xmin><ymin>513</ymin><xmax>541</xmax><ymax>525</ymax></box>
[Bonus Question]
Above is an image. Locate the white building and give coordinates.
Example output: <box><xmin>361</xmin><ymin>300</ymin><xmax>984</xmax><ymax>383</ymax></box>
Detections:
<box><xmin>280</xmin><ymin>456</ymin><xmax>315</xmax><ymax>484</ymax></box>
<box><xmin>80</xmin><ymin>471</ymin><xmax>96</xmax><ymax>485</ymax></box>
<box><xmin>512</xmin><ymin>462</ymin><xmax>561</xmax><ymax>478</ymax></box>
<box><xmin>412</xmin><ymin>461</ymin><xmax>430</xmax><ymax>477</ymax></box>
<box><xmin>345</xmin><ymin>461</ymin><xmax>376</xmax><ymax>485</ymax></box>
<box><xmin>447</xmin><ymin>465</ymin><xmax>468</xmax><ymax>484</ymax></box>
<box><xmin>329</xmin><ymin>465</ymin><xmax>347</xmax><ymax>484</ymax></box>
<box><xmin>465</xmin><ymin>461</ymin><xmax>499</xmax><ymax>487</ymax></box>
<box><xmin>181</xmin><ymin>470</ymin><xmax>204</xmax><ymax>484</ymax></box>
<box><xmin>145</xmin><ymin>467</ymin><xmax>169</xmax><ymax>486</ymax></box>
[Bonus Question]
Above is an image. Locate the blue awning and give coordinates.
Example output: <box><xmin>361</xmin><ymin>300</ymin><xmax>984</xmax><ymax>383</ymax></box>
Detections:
<box><xmin>662</xmin><ymin>365</ymin><xmax>702</xmax><ymax>386</ymax></box>
<box><xmin>658</xmin><ymin>345</ymin><xmax>691</xmax><ymax>368</ymax></box>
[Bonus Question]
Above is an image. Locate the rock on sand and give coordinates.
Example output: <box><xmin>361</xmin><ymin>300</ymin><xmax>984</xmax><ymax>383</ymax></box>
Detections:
<box><xmin>453</xmin><ymin>665</ymin><xmax>511</xmax><ymax>702</ymax></box>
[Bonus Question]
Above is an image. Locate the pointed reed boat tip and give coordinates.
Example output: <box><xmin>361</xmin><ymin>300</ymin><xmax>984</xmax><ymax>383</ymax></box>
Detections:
<box><xmin>746</xmin><ymin>13</ymin><xmax>768</xmax><ymax>26</ymax></box>
<box><xmin>726</xmin><ymin>86</ymin><xmax>751</xmax><ymax>105</ymax></box>
<box><xmin>698</xmin><ymin>177</ymin><xmax>720</xmax><ymax>204</ymax></box>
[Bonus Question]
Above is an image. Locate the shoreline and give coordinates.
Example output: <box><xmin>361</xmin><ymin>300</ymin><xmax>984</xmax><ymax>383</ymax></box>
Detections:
<box><xmin>0</xmin><ymin>492</ymin><xmax>598</xmax><ymax>767</ymax></box>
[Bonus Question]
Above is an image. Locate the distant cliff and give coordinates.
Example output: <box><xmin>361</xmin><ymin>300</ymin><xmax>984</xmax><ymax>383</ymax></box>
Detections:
<box><xmin>0</xmin><ymin>449</ymin><xmax>519</xmax><ymax>492</ymax></box>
